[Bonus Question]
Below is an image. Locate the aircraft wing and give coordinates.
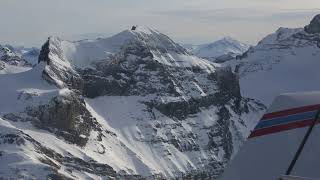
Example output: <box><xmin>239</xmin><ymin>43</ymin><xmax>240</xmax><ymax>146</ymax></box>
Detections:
<box><xmin>219</xmin><ymin>92</ymin><xmax>320</xmax><ymax>180</ymax></box>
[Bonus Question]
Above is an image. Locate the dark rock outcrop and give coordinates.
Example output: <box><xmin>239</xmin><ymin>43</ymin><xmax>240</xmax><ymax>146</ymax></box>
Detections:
<box><xmin>25</xmin><ymin>92</ymin><xmax>101</xmax><ymax>146</ymax></box>
<box><xmin>305</xmin><ymin>14</ymin><xmax>320</xmax><ymax>34</ymax></box>
<box><xmin>39</xmin><ymin>38</ymin><xmax>84</xmax><ymax>90</ymax></box>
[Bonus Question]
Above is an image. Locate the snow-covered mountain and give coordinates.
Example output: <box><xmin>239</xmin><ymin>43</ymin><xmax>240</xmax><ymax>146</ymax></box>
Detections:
<box><xmin>0</xmin><ymin>45</ymin><xmax>33</xmax><ymax>74</ymax></box>
<box><xmin>0</xmin><ymin>44</ymin><xmax>40</xmax><ymax>74</ymax></box>
<box><xmin>0</xmin><ymin>26</ymin><xmax>263</xmax><ymax>179</ymax></box>
<box><xmin>3</xmin><ymin>45</ymin><xmax>40</xmax><ymax>64</ymax></box>
<box><xmin>185</xmin><ymin>37</ymin><xmax>250</xmax><ymax>62</ymax></box>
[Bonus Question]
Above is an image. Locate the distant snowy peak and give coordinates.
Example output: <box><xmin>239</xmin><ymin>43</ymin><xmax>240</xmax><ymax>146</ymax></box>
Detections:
<box><xmin>186</xmin><ymin>37</ymin><xmax>250</xmax><ymax>62</ymax></box>
<box><xmin>0</xmin><ymin>45</ymin><xmax>34</xmax><ymax>74</ymax></box>
<box><xmin>1</xmin><ymin>45</ymin><xmax>40</xmax><ymax>65</ymax></box>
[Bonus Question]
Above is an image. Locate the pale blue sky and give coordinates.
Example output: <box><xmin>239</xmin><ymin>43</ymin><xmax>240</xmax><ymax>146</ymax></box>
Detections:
<box><xmin>0</xmin><ymin>0</ymin><xmax>319</xmax><ymax>47</ymax></box>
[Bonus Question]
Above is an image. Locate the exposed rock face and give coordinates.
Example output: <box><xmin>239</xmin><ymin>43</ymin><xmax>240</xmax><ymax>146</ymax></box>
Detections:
<box><xmin>25</xmin><ymin>91</ymin><xmax>101</xmax><ymax>146</ymax></box>
<box><xmin>79</xmin><ymin>40</ymin><xmax>178</xmax><ymax>97</ymax></box>
<box><xmin>213</xmin><ymin>67</ymin><xmax>241</xmax><ymax>105</ymax></box>
<box><xmin>305</xmin><ymin>14</ymin><xmax>320</xmax><ymax>34</ymax></box>
<box><xmin>39</xmin><ymin>38</ymin><xmax>84</xmax><ymax>90</ymax></box>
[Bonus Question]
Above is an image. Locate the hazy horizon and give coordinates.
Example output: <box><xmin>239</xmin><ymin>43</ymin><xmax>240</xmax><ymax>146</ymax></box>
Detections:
<box><xmin>0</xmin><ymin>0</ymin><xmax>319</xmax><ymax>47</ymax></box>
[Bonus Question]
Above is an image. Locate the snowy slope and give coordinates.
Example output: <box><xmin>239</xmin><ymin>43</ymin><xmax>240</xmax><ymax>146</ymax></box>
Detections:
<box><xmin>185</xmin><ymin>37</ymin><xmax>250</xmax><ymax>62</ymax></box>
<box><xmin>0</xmin><ymin>26</ymin><xmax>264</xmax><ymax>179</ymax></box>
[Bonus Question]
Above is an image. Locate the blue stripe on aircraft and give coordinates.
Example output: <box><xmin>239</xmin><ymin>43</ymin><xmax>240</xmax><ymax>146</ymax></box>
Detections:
<box><xmin>255</xmin><ymin>110</ymin><xmax>317</xmax><ymax>129</ymax></box>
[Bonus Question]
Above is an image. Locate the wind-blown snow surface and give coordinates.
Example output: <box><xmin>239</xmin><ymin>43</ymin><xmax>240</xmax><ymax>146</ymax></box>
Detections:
<box><xmin>185</xmin><ymin>37</ymin><xmax>250</xmax><ymax>62</ymax></box>
<box><xmin>0</xmin><ymin>26</ymin><xmax>263</xmax><ymax>179</ymax></box>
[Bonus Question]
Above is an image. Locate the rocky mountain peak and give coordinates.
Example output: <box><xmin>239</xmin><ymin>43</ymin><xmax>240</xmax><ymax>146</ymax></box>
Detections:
<box><xmin>124</xmin><ymin>25</ymin><xmax>189</xmax><ymax>55</ymax></box>
<box><xmin>305</xmin><ymin>14</ymin><xmax>320</xmax><ymax>34</ymax></box>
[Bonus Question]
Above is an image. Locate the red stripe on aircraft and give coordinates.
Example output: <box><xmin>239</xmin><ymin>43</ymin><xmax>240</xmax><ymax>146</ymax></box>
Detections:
<box><xmin>249</xmin><ymin>119</ymin><xmax>320</xmax><ymax>138</ymax></box>
<box><xmin>262</xmin><ymin>104</ymin><xmax>320</xmax><ymax>120</ymax></box>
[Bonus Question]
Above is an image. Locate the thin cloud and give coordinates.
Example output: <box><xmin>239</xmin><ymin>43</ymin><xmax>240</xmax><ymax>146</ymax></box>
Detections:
<box><xmin>0</xmin><ymin>0</ymin><xmax>319</xmax><ymax>46</ymax></box>
<box><xmin>151</xmin><ymin>8</ymin><xmax>320</xmax><ymax>22</ymax></box>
